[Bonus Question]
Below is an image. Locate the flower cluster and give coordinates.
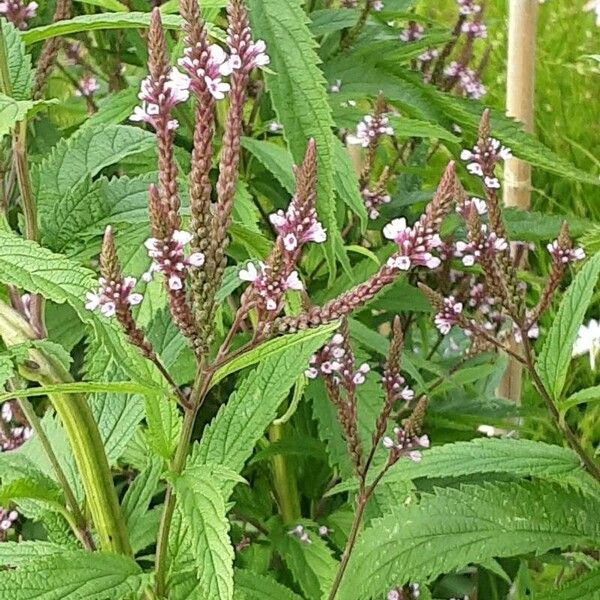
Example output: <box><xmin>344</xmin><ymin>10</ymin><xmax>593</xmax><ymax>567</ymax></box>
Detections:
<box><xmin>547</xmin><ymin>239</ymin><xmax>585</xmax><ymax>265</ymax></box>
<box><xmin>433</xmin><ymin>296</ymin><xmax>463</xmax><ymax>335</ymax></box>
<box><xmin>457</xmin><ymin>0</ymin><xmax>481</xmax><ymax>15</ymax></box>
<box><xmin>362</xmin><ymin>187</ymin><xmax>391</xmax><ymax>220</ymax></box>
<box><xmin>0</xmin><ymin>506</ymin><xmax>18</xmax><ymax>539</ymax></box>
<box><xmin>460</xmin><ymin>137</ymin><xmax>511</xmax><ymax>190</ymax></box>
<box><xmin>1</xmin><ymin>401</ymin><xmax>32</xmax><ymax>452</ymax></box>
<box><xmin>372</xmin><ymin>0</ymin><xmax>384</xmax><ymax>11</ymax></box>
<box><xmin>444</xmin><ymin>62</ymin><xmax>486</xmax><ymax>100</ymax></box>
<box><xmin>381</xmin><ymin>369</ymin><xmax>414</xmax><ymax>404</ymax></box>
<box><xmin>399</xmin><ymin>21</ymin><xmax>424</xmax><ymax>42</ymax></box>
<box><xmin>270</xmin><ymin>204</ymin><xmax>326</xmax><ymax>252</ymax></box>
<box><xmin>0</xmin><ymin>0</ymin><xmax>37</xmax><ymax>30</ymax></box>
<box><xmin>85</xmin><ymin>276</ymin><xmax>143</xmax><ymax>317</ymax></box>
<box><xmin>179</xmin><ymin>43</ymin><xmax>233</xmax><ymax>100</ymax></box>
<box><xmin>348</xmin><ymin>113</ymin><xmax>394</xmax><ymax>148</ymax></box>
<box><xmin>239</xmin><ymin>141</ymin><xmax>324</xmax><ymax>316</ymax></box>
<box><xmin>130</xmin><ymin>67</ymin><xmax>190</xmax><ymax>131</ymax></box>
<box><xmin>239</xmin><ymin>262</ymin><xmax>303</xmax><ymax>312</ymax></box>
<box><xmin>383</xmin><ymin>218</ymin><xmax>442</xmax><ymax>271</ymax></box>
<box><xmin>461</xmin><ymin>20</ymin><xmax>487</xmax><ymax>38</ymax></box>
<box><xmin>288</xmin><ymin>524</ymin><xmax>311</xmax><ymax>545</ymax></box>
<box><xmin>382</xmin><ymin>426</ymin><xmax>430</xmax><ymax>463</ymax></box>
<box><xmin>143</xmin><ymin>230</ymin><xmax>205</xmax><ymax>291</ymax></box>
<box><xmin>418</xmin><ymin>48</ymin><xmax>439</xmax><ymax>64</ymax></box>
<box><xmin>226</xmin><ymin>25</ymin><xmax>269</xmax><ymax>73</ymax></box>
<box><xmin>305</xmin><ymin>333</ymin><xmax>370</xmax><ymax>385</ymax></box>
<box><xmin>75</xmin><ymin>76</ymin><xmax>99</xmax><ymax>98</ymax></box>
<box><xmin>455</xmin><ymin>196</ymin><xmax>487</xmax><ymax>219</ymax></box>
<box><xmin>455</xmin><ymin>225</ymin><xmax>508</xmax><ymax>266</ymax></box>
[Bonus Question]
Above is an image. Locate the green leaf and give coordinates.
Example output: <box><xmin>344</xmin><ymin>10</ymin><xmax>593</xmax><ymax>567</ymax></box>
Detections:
<box><xmin>21</xmin><ymin>12</ymin><xmax>223</xmax><ymax>44</ymax></box>
<box><xmin>248</xmin><ymin>0</ymin><xmax>338</xmax><ymax>277</ymax></box>
<box><xmin>144</xmin><ymin>395</ymin><xmax>181</xmax><ymax>461</ymax></box>
<box><xmin>332</xmin><ymin>138</ymin><xmax>368</xmax><ymax>231</ymax></box>
<box><xmin>562</xmin><ymin>385</ymin><xmax>600</xmax><ymax>413</ymax></box>
<box><xmin>241</xmin><ymin>136</ymin><xmax>295</xmax><ymax>193</ymax></box>
<box><xmin>551</xmin><ymin>566</ymin><xmax>600</xmax><ymax>600</ymax></box>
<box><xmin>536</xmin><ymin>252</ymin><xmax>600</xmax><ymax>401</ymax></box>
<box><xmin>503</xmin><ymin>208</ymin><xmax>588</xmax><ymax>242</ymax></box>
<box><xmin>338</xmin><ymin>481</ymin><xmax>600</xmax><ymax>600</ymax></box>
<box><xmin>0</xmin><ymin>19</ymin><xmax>32</xmax><ymax>100</ymax></box>
<box><xmin>75</xmin><ymin>0</ymin><xmax>128</xmax><ymax>12</ymax></box>
<box><xmin>0</xmin><ymin>381</ymin><xmax>157</xmax><ymax>405</ymax></box>
<box><xmin>32</xmin><ymin>125</ymin><xmax>155</xmax><ymax>250</ymax></box>
<box><xmin>210</xmin><ymin>322</ymin><xmax>339</xmax><ymax>387</ymax></box>
<box><xmin>328</xmin><ymin>438</ymin><xmax>599</xmax><ymax>498</ymax></box>
<box><xmin>0</xmin><ymin>551</ymin><xmax>148</xmax><ymax>599</ymax></box>
<box><xmin>0</xmin><ymin>478</ymin><xmax>65</xmax><ymax>516</ymax></box>
<box><xmin>0</xmin><ymin>94</ymin><xmax>32</xmax><ymax>137</ymax></box>
<box><xmin>388</xmin><ymin>115</ymin><xmax>460</xmax><ymax>142</ymax></box>
<box><xmin>309</xmin><ymin>8</ymin><xmax>358</xmax><ymax>36</ymax></box>
<box><xmin>191</xmin><ymin>325</ymin><xmax>336</xmax><ymax>493</ymax></box>
<box><xmin>271</xmin><ymin>519</ymin><xmax>337</xmax><ymax>600</ymax></box>
<box><xmin>121</xmin><ymin>457</ymin><xmax>162</xmax><ymax>551</ymax></box>
<box><xmin>0</xmin><ymin>541</ymin><xmax>70</xmax><ymax>567</ymax></box>
<box><xmin>234</xmin><ymin>569</ymin><xmax>304</xmax><ymax>600</ymax></box>
<box><xmin>171</xmin><ymin>468</ymin><xmax>234</xmax><ymax>600</ymax></box>
<box><xmin>0</xmin><ymin>353</ymin><xmax>14</xmax><ymax>388</ymax></box>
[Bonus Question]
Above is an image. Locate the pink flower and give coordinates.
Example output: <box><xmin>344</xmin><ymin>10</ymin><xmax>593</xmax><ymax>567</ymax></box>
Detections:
<box><xmin>399</xmin><ymin>21</ymin><xmax>424</xmax><ymax>42</ymax></box>
<box><xmin>456</xmin><ymin>197</ymin><xmax>487</xmax><ymax>218</ymax></box>
<box><xmin>383</xmin><ymin>218</ymin><xmax>442</xmax><ymax>270</ymax></box>
<box><xmin>269</xmin><ymin>203</ymin><xmax>327</xmax><ymax>251</ymax></box>
<box><xmin>143</xmin><ymin>230</ymin><xmax>205</xmax><ymax>290</ymax></box>
<box><xmin>75</xmin><ymin>75</ymin><xmax>99</xmax><ymax>97</ymax></box>
<box><xmin>455</xmin><ymin>225</ymin><xmax>507</xmax><ymax>266</ymax></box>
<box><xmin>0</xmin><ymin>0</ymin><xmax>37</xmax><ymax>29</ymax></box>
<box><xmin>238</xmin><ymin>262</ymin><xmax>303</xmax><ymax>312</ymax></box>
<box><xmin>445</xmin><ymin>63</ymin><xmax>486</xmax><ymax>99</ymax></box>
<box><xmin>86</xmin><ymin>276</ymin><xmax>143</xmax><ymax>318</ymax></box>
<box><xmin>348</xmin><ymin>114</ymin><xmax>394</xmax><ymax>148</ymax></box>
<box><xmin>382</xmin><ymin>427</ymin><xmax>430</xmax><ymax>463</ymax></box>
<box><xmin>362</xmin><ymin>188</ymin><xmax>391</xmax><ymax>220</ymax></box>
<box><xmin>130</xmin><ymin>68</ymin><xmax>190</xmax><ymax>131</ymax></box>
<box><xmin>457</xmin><ymin>0</ymin><xmax>482</xmax><ymax>16</ymax></box>
<box><xmin>461</xmin><ymin>21</ymin><xmax>487</xmax><ymax>38</ymax></box>
<box><xmin>460</xmin><ymin>138</ymin><xmax>512</xmax><ymax>179</ymax></box>
<box><xmin>179</xmin><ymin>43</ymin><xmax>232</xmax><ymax>99</ymax></box>
<box><xmin>434</xmin><ymin>296</ymin><xmax>463</xmax><ymax>334</ymax></box>
<box><xmin>547</xmin><ymin>240</ymin><xmax>585</xmax><ymax>265</ymax></box>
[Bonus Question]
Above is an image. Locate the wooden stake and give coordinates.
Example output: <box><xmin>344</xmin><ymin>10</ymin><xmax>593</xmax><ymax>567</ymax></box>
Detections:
<box><xmin>498</xmin><ymin>0</ymin><xmax>539</xmax><ymax>402</ymax></box>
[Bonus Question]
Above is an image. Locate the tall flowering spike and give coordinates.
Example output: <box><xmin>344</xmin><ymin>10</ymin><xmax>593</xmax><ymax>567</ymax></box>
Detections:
<box><xmin>530</xmin><ymin>222</ymin><xmax>585</xmax><ymax>323</ymax></box>
<box><xmin>194</xmin><ymin>0</ymin><xmax>270</xmax><ymax>352</ymax></box>
<box><xmin>85</xmin><ymin>228</ymin><xmax>157</xmax><ymax>358</ymax></box>
<box><xmin>362</xmin><ymin>166</ymin><xmax>391</xmax><ymax>220</ymax></box>
<box><xmin>308</xmin><ymin>322</ymin><xmax>365</xmax><ymax>476</ymax></box>
<box><xmin>239</xmin><ymin>140</ymin><xmax>325</xmax><ymax>322</ymax></box>
<box><xmin>178</xmin><ymin>0</ymin><xmax>219</xmax><ymax>339</ymax></box>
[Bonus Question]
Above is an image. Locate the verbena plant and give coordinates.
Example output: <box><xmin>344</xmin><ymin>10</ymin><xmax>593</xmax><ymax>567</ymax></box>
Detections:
<box><xmin>0</xmin><ymin>1</ymin><xmax>599</xmax><ymax>599</ymax></box>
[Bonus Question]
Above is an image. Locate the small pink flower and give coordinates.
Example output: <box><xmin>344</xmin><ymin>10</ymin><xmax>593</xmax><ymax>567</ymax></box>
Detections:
<box><xmin>75</xmin><ymin>75</ymin><xmax>99</xmax><ymax>97</ymax></box>
<box><xmin>86</xmin><ymin>276</ymin><xmax>143</xmax><ymax>318</ymax></box>
<box><xmin>399</xmin><ymin>21</ymin><xmax>424</xmax><ymax>42</ymax></box>
<box><xmin>547</xmin><ymin>240</ymin><xmax>585</xmax><ymax>265</ymax></box>
<box><xmin>434</xmin><ymin>296</ymin><xmax>463</xmax><ymax>335</ymax></box>
<box><xmin>383</xmin><ymin>218</ymin><xmax>442</xmax><ymax>270</ymax></box>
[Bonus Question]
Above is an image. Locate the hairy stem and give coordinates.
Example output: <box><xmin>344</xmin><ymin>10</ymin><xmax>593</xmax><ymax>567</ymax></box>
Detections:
<box><xmin>0</xmin><ymin>301</ymin><xmax>131</xmax><ymax>554</ymax></box>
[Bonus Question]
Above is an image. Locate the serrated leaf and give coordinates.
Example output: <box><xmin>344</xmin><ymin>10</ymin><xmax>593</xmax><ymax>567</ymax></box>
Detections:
<box><xmin>248</xmin><ymin>0</ymin><xmax>338</xmax><ymax>277</ymax></box>
<box><xmin>338</xmin><ymin>481</ymin><xmax>600</xmax><ymax>600</ymax></box>
<box><xmin>211</xmin><ymin>322</ymin><xmax>339</xmax><ymax>388</ymax></box>
<box><xmin>171</xmin><ymin>468</ymin><xmax>234</xmax><ymax>600</ymax></box>
<box><xmin>241</xmin><ymin>137</ymin><xmax>295</xmax><ymax>193</ymax></box>
<box><xmin>234</xmin><ymin>569</ymin><xmax>304</xmax><ymax>600</ymax></box>
<box><xmin>551</xmin><ymin>566</ymin><xmax>600</xmax><ymax>600</ymax></box>
<box><xmin>536</xmin><ymin>252</ymin><xmax>600</xmax><ymax>401</ymax></box>
<box><xmin>0</xmin><ymin>551</ymin><xmax>148</xmax><ymax>599</ymax></box>
<box><xmin>0</xmin><ymin>94</ymin><xmax>32</xmax><ymax>137</ymax></box>
<box><xmin>271</xmin><ymin>519</ymin><xmax>337</xmax><ymax>600</ymax></box>
<box><xmin>562</xmin><ymin>385</ymin><xmax>600</xmax><ymax>413</ymax></box>
<box><xmin>121</xmin><ymin>457</ymin><xmax>162</xmax><ymax>551</ymax></box>
<box><xmin>191</xmin><ymin>326</ymin><xmax>336</xmax><ymax>495</ymax></box>
<box><xmin>0</xmin><ymin>353</ymin><xmax>14</xmax><ymax>388</ymax></box>
<box><xmin>328</xmin><ymin>438</ymin><xmax>599</xmax><ymax>498</ymax></box>
<box><xmin>144</xmin><ymin>395</ymin><xmax>181</xmax><ymax>461</ymax></box>
<box><xmin>21</xmin><ymin>12</ymin><xmax>223</xmax><ymax>44</ymax></box>
<box><xmin>0</xmin><ymin>19</ymin><xmax>32</xmax><ymax>100</ymax></box>
<box><xmin>32</xmin><ymin>125</ymin><xmax>154</xmax><ymax>250</ymax></box>
<box><xmin>0</xmin><ymin>541</ymin><xmax>70</xmax><ymax>567</ymax></box>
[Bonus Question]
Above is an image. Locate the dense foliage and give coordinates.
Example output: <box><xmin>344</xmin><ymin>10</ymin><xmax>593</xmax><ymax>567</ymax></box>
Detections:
<box><xmin>0</xmin><ymin>1</ymin><xmax>599</xmax><ymax>599</ymax></box>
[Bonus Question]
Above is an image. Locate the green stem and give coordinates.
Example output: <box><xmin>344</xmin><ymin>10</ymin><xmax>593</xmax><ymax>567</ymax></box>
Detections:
<box><xmin>16</xmin><ymin>396</ymin><xmax>95</xmax><ymax>551</ymax></box>
<box><xmin>269</xmin><ymin>422</ymin><xmax>301</xmax><ymax>525</ymax></box>
<box><xmin>0</xmin><ymin>301</ymin><xmax>131</xmax><ymax>555</ymax></box>
<box><xmin>154</xmin><ymin>368</ymin><xmax>211</xmax><ymax>597</ymax></box>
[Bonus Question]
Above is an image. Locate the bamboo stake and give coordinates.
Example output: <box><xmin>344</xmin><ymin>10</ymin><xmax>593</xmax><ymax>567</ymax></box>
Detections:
<box><xmin>498</xmin><ymin>0</ymin><xmax>539</xmax><ymax>403</ymax></box>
